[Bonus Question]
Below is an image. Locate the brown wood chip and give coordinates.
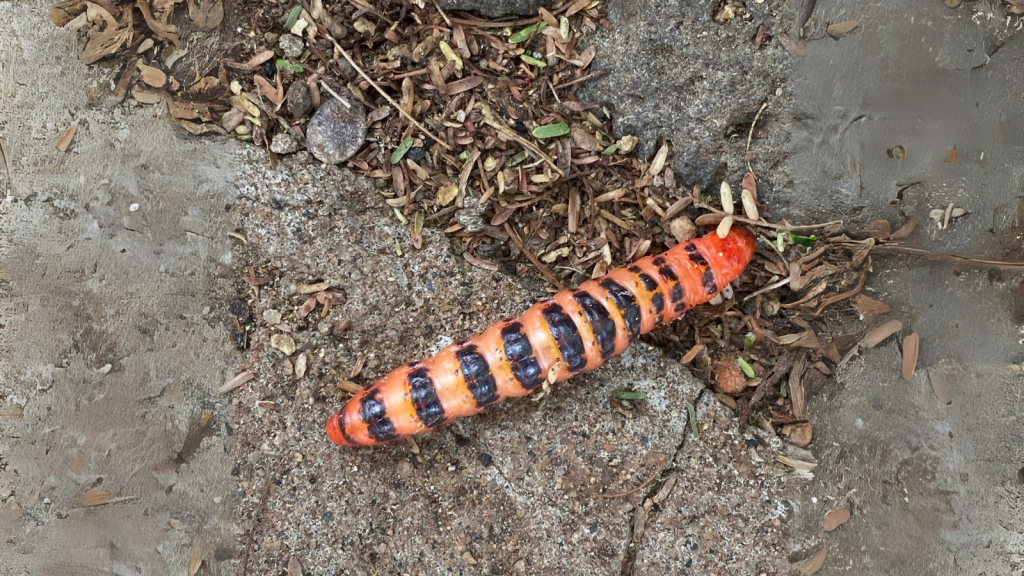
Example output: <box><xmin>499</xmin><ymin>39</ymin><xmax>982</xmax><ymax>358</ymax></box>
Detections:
<box><xmin>860</xmin><ymin>319</ymin><xmax>902</xmax><ymax>348</ymax></box>
<box><xmin>681</xmin><ymin>343</ymin><xmax>705</xmax><ymax>364</ymax></box>
<box><xmin>789</xmin><ymin>355</ymin><xmax>808</xmax><ymax>418</ymax></box>
<box><xmin>787</xmin><ymin>422</ymin><xmax>813</xmax><ymax>447</ymax></box>
<box><xmin>889</xmin><ymin>216</ymin><xmax>918</xmax><ymax>241</ymax></box>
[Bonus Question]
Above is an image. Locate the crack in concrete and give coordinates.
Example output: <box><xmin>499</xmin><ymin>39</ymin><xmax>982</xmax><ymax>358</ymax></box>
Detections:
<box><xmin>619</xmin><ymin>387</ymin><xmax>708</xmax><ymax>576</ymax></box>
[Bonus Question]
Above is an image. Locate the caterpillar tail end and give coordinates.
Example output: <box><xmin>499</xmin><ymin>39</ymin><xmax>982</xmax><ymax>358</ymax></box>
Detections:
<box><xmin>326</xmin><ymin>412</ymin><xmax>351</xmax><ymax>446</ymax></box>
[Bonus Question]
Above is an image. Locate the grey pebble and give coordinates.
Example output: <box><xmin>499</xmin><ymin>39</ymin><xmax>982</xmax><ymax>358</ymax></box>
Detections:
<box><xmin>306</xmin><ymin>97</ymin><xmax>366</xmax><ymax>165</ymax></box>
<box><xmin>278</xmin><ymin>34</ymin><xmax>304</xmax><ymax>59</ymax></box>
<box><xmin>286</xmin><ymin>81</ymin><xmax>311</xmax><ymax>118</ymax></box>
<box><xmin>270</xmin><ymin>132</ymin><xmax>300</xmax><ymax>155</ymax></box>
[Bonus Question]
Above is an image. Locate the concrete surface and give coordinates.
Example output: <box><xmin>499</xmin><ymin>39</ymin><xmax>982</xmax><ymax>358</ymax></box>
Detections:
<box><xmin>226</xmin><ymin>151</ymin><xmax>798</xmax><ymax>575</ymax></box>
<box><xmin>0</xmin><ymin>3</ymin><xmax>239</xmax><ymax>574</ymax></box>
<box><xmin>784</xmin><ymin>1</ymin><xmax>1024</xmax><ymax>573</ymax></box>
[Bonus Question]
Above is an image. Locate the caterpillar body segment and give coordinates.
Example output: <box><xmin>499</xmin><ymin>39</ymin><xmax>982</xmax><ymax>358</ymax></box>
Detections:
<box><xmin>326</xmin><ymin>227</ymin><xmax>757</xmax><ymax>447</ymax></box>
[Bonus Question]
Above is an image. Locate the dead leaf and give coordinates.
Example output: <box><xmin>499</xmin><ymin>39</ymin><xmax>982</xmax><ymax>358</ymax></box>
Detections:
<box><xmin>295</xmin><ymin>352</ymin><xmax>308</xmax><ymax>378</ymax></box>
<box><xmin>860</xmin><ymin>320</ymin><xmax>902</xmax><ymax>348</ymax></box>
<box><xmin>778</xmin><ymin>33</ymin><xmax>806</xmax><ymax>57</ymax></box>
<box><xmin>902</xmin><ymin>332</ymin><xmax>919</xmax><ymax>381</ymax></box>
<box><xmin>55</xmin><ymin>121</ymin><xmax>78</xmax><ymax>152</ymax></box>
<box><xmin>287</xmin><ymin>556</ymin><xmax>303</xmax><ymax>576</ymax></box>
<box><xmin>445</xmin><ymin>76</ymin><xmax>484</xmax><ymax>96</ymax></box>
<box><xmin>297</xmin><ymin>296</ymin><xmax>317</xmax><ymax>318</ymax></box>
<box><xmin>852</xmin><ymin>294</ymin><xmax>890</xmax><ymax>318</ymax></box>
<box><xmin>570</xmin><ymin>126</ymin><xmax>602</xmax><ymax>152</ymax></box>
<box><xmin>741</xmin><ymin>171</ymin><xmax>757</xmax><ymax>200</ymax></box>
<box><xmin>81</xmin><ymin>487</ymin><xmax>113</xmax><ymax>507</ymax></box>
<box><xmin>229</xmin><ymin>49</ymin><xmax>275</xmax><ymax>71</ymax></box>
<box><xmin>349</xmin><ymin>355</ymin><xmax>366</xmax><ymax>379</ymax></box>
<box><xmin>824</xmin><ymin>507</ymin><xmax>851</xmax><ymax>531</ymax></box>
<box><xmin>337</xmin><ymin>380</ymin><xmax>364</xmax><ymax>394</ymax></box>
<box><xmin>464</xmin><ymin>251</ymin><xmax>498</xmax><ymax>271</ymax></box>
<box><xmin>188</xmin><ymin>0</ymin><xmax>223</xmax><ymax>29</ymax></box>
<box><xmin>826</xmin><ymin>20</ymin><xmax>858</xmax><ymax>38</ymax></box>
<box><xmin>792</xmin><ymin>546</ymin><xmax>827</xmax><ymax>575</ymax></box>
<box><xmin>945</xmin><ymin>146</ymin><xmax>958</xmax><ymax>164</ymax></box>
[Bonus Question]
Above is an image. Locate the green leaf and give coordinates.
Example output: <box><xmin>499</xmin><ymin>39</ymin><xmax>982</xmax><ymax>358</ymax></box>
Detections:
<box><xmin>601</xmin><ymin>144</ymin><xmax>618</xmax><ymax>156</ymax></box>
<box><xmin>284</xmin><ymin>5</ymin><xmax>302</xmax><ymax>31</ymax></box>
<box><xmin>742</xmin><ymin>332</ymin><xmax>756</xmax><ymax>351</ymax></box>
<box><xmin>559</xmin><ymin>16</ymin><xmax>570</xmax><ymax>40</ymax></box>
<box><xmin>779</xmin><ymin>382</ymin><xmax>788</xmax><ymax>398</ymax></box>
<box><xmin>686</xmin><ymin>402</ymin><xmax>698</xmax><ymax>435</ymax></box>
<box><xmin>521</xmin><ymin>54</ymin><xmax>547</xmax><ymax>67</ymax></box>
<box><xmin>615</xmin><ymin>390</ymin><xmax>647</xmax><ymax>401</ymax></box>
<box><xmin>275</xmin><ymin>59</ymin><xmax>303</xmax><ymax>73</ymax></box>
<box><xmin>458</xmin><ymin>150</ymin><xmax>469</xmax><ymax>161</ymax></box>
<box><xmin>391</xmin><ymin>138</ymin><xmax>413</xmax><ymax>164</ymax></box>
<box><xmin>790</xmin><ymin>233</ymin><xmax>817</xmax><ymax>246</ymax></box>
<box><xmin>507</xmin><ymin>150</ymin><xmax>529</xmax><ymax>166</ymax></box>
<box><xmin>775</xmin><ymin>231</ymin><xmax>787</xmax><ymax>252</ymax></box>
<box><xmin>509</xmin><ymin>23</ymin><xmax>539</xmax><ymax>43</ymax></box>
<box><xmin>736</xmin><ymin>357</ymin><xmax>756</xmax><ymax>379</ymax></box>
<box><xmin>532</xmin><ymin>123</ymin><xmax>570</xmax><ymax>139</ymax></box>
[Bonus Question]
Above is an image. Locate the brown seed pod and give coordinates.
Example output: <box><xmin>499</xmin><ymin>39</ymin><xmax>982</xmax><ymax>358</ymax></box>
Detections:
<box><xmin>714</xmin><ymin>356</ymin><xmax>747</xmax><ymax>394</ymax></box>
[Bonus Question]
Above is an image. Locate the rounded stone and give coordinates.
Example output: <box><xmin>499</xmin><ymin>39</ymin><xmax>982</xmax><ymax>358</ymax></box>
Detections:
<box><xmin>286</xmin><ymin>81</ymin><xmax>311</xmax><ymax>118</ymax></box>
<box><xmin>270</xmin><ymin>132</ymin><xmax>300</xmax><ymax>155</ymax></box>
<box><xmin>305</xmin><ymin>98</ymin><xmax>366</xmax><ymax>165</ymax></box>
<box><xmin>278</xmin><ymin>34</ymin><xmax>304</xmax><ymax>59</ymax></box>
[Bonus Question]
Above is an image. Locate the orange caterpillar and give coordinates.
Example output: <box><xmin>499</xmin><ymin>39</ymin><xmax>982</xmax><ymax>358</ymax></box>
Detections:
<box><xmin>327</xmin><ymin>227</ymin><xmax>756</xmax><ymax>446</ymax></box>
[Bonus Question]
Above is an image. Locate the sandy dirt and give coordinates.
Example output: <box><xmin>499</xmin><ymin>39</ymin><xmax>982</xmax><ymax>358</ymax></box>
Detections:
<box><xmin>0</xmin><ymin>3</ymin><xmax>239</xmax><ymax>573</ymax></box>
<box><xmin>2</xmin><ymin>0</ymin><xmax>1023</xmax><ymax>575</ymax></box>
